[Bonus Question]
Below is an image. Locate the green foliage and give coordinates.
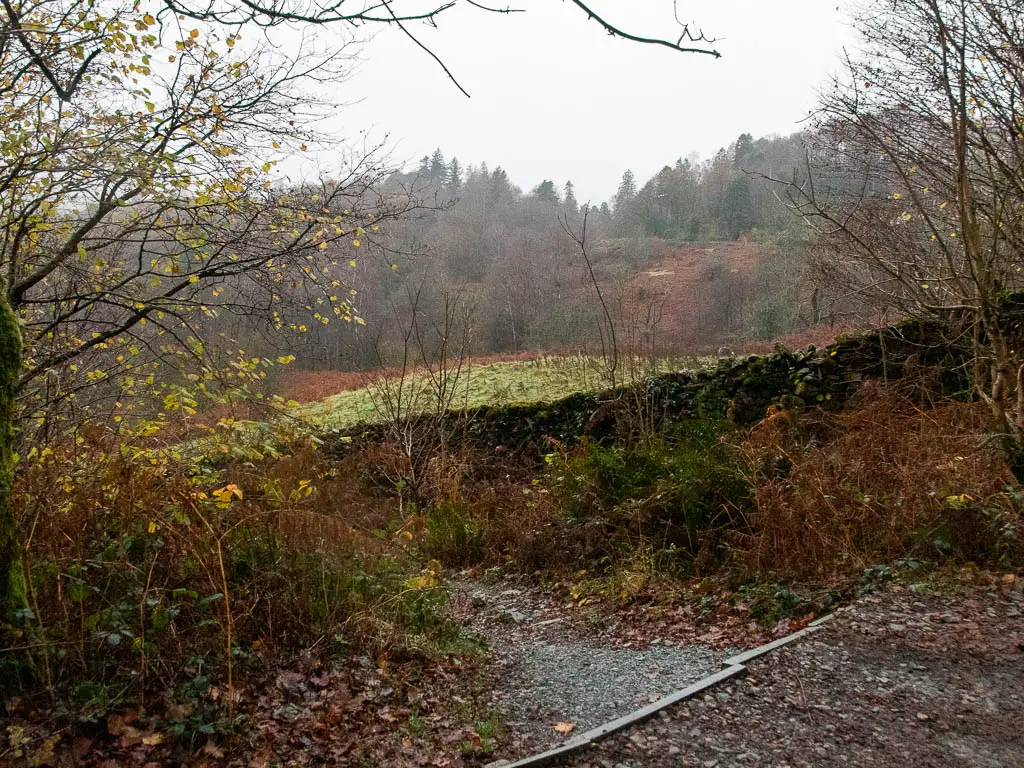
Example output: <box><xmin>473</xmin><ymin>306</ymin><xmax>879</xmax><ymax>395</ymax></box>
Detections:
<box><xmin>11</xmin><ymin>417</ymin><xmax>458</xmax><ymax>724</ymax></box>
<box><xmin>736</xmin><ymin>583</ymin><xmax>811</xmax><ymax>625</ymax></box>
<box><xmin>0</xmin><ymin>294</ymin><xmax>23</xmax><ymax>627</ymax></box>
<box><xmin>473</xmin><ymin>710</ymin><xmax>504</xmax><ymax>753</ymax></box>
<box><xmin>424</xmin><ymin>500</ymin><xmax>484</xmax><ymax>567</ymax></box>
<box><xmin>548</xmin><ymin>420</ymin><xmax>748</xmax><ymax>557</ymax></box>
<box><xmin>913</xmin><ymin>489</ymin><xmax>1024</xmax><ymax>566</ymax></box>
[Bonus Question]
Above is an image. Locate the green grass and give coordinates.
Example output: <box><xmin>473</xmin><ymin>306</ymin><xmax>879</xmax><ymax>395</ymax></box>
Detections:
<box><xmin>300</xmin><ymin>355</ymin><xmax>717</xmax><ymax>431</ymax></box>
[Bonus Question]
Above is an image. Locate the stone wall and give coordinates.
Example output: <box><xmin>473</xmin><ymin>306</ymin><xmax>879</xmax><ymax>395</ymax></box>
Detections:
<box><xmin>327</xmin><ymin>318</ymin><xmax>972</xmax><ymax>456</ymax></box>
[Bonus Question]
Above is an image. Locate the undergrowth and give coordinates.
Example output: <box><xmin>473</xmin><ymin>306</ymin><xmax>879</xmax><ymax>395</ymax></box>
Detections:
<box><xmin>407</xmin><ymin>379</ymin><xmax>1023</xmax><ymax>602</ymax></box>
<box><xmin>732</xmin><ymin>380</ymin><xmax>1024</xmax><ymax>579</ymax></box>
<box><xmin>3</xmin><ymin>415</ymin><xmax>462</xmax><ymax>734</ymax></box>
<box><xmin>6</xmin><ymin>361</ymin><xmax>1024</xmax><ymax>760</ymax></box>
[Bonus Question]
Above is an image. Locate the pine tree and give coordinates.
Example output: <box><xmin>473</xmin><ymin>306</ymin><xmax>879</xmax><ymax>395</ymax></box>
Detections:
<box><xmin>614</xmin><ymin>169</ymin><xmax>637</xmax><ymax>209</ymax></box>
<box><xmin>733</xmin><ymin>133</ymin><xmax>754</xmax><ymax>169</ymax></box>
<box><xmin>429</xmin><ymin>148</ymin><xmax>447</xmax><ymax>184</ymax></box>
<box><xmin>447</xmin><ymin>157</ymin><xmax>463</xmax><ymax>196</ymax></box>
<box><xmin>490</xmin><ymin>166</ymin><xmax>511</xmax><ymax>203</ymax></box>
<box><xmin>564</xmin><ymin>181</ymin><xmax>579</xmax><ymax>215</ymax></box>
<box><xmin>533</xmin><ymin>179</ymin><xmax>559</xmax><ymax>204</ymax></box>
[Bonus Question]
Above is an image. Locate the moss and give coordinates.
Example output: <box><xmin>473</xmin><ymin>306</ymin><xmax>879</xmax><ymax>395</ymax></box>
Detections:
<box><xmin>0</xmin><ymin>294</ymin><xmax>22</xmax><ymax>621</ymax></box>
<box><xmin>322</xmin><ymin>319</ymin><xmax>974</xmax><ymax>459</ymax></box>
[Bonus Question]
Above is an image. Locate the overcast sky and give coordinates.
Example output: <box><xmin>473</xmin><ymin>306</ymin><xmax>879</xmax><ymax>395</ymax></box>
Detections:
<box><xmin>328</xmin><ymin>1</ymin><xmax>856</xmax><ymax>203</ymax></box>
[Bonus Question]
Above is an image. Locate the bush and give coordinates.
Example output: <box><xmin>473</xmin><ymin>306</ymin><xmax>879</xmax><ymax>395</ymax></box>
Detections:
<box><xmin>547</xmin><ymin>419</ymin><xmax>749</xmax><ymax>562</ymax></box>
<box><xmin>6</xmin><ymin>421</ymin><xmax>454</xmax><ymax>716</ymax></box>
<box><xmin>423</xmin><ymin>499</ymin><xmax>484</xmax><ymax>567</ymax></box>
<box><xmin>734</xmin><ymin>381</ymin><xmax>1024</xmax><ymax>579</ymax></box>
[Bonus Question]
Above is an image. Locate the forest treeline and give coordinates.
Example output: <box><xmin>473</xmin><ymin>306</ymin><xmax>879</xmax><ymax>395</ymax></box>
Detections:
<box><xmin>245</xmin><ymin>132</ymin><xmax>819</xmax><ymax>373</ymax></box>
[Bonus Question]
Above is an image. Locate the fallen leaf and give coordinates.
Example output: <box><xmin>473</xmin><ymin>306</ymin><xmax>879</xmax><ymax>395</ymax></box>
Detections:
<box><xmin>553</xmin><ymin>721</ymin><xmax>575</xmax><ymax>734</ymax></box>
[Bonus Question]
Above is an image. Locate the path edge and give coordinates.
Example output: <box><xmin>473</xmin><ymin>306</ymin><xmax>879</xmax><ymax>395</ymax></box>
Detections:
<box><xmin>498</xmin><ymin>614</ymin><xmax>834</xmax><ymax>768</ymax></box>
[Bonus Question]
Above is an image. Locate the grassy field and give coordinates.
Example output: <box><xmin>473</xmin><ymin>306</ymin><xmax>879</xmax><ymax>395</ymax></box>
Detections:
<box><xmin>299</xmin><ymin>355</ymin><xmax>718</xmax><ymax>430</ymax></box>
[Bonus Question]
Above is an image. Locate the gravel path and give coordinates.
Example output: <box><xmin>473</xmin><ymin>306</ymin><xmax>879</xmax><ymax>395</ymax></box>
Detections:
<box><xmin>448</xmin><ymin>578</ymin><xmax>724</xmax><ymax>754</ymax></box>
<box><xmin>554</xmin><ymin>579</ymin><xmax>1024</xmax><ymax>768</ymax></box>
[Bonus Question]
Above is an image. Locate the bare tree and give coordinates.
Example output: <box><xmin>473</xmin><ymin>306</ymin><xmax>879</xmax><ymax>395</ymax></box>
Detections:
<box><xmin>151</xmin><ymin>1</ymin><xmax>722</xmax><ymax>96</ymax></box>
<box><xmin>369</xmin><ymin>278</ymin><xmax>474</xmax><ymax>505</ymax></box>
<box><xmin>562</xmin><ymin>206</ymin><xmax>619</xmax><ymax>388</ymax></box>
<box><xmin>768</xmin><ymin>0</ymin><xmax>1024</xmax><ymax>472</ymax></box>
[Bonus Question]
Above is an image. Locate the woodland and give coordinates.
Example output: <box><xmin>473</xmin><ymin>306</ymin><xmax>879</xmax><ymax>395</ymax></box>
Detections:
<box><xmin>0</xmin><ymin>1</ymin><xmax>1022</xmax><ymax>766</ymax></box>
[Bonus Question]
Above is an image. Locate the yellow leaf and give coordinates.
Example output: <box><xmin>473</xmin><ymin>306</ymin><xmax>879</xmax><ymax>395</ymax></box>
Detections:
<box><xmin>143</xmin><ymin>13</ymin><xmax>155</xmax><ymax>24</ymax></box>
<box><xmin>212</xmin><ymin>484</ymin><xmax>244</xmax><ymax>504</ymax></box>
<box><xmin>352</xmin><ymin>239</ymin><xmax>360</xmax><ymax>247</ymax></box>
<box><xmin>553</xmin><ymin>722</ymin><xmax>575</xmax><ymax>734</ymax></box>
<box><xmin>403</xmin><ymin>568</ymin><xmax>439</xmax><ymax>590</ymax></box>
<box><xmin>190</xmin><ymin>28</ymin><xmax>199</xmax><ymax>38</ymax></box>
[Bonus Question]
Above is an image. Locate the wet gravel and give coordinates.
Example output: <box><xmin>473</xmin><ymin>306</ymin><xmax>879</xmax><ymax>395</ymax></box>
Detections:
<box><xmin>557</xmin><ymin>582</ymin><xmax>1024</xmax><ymax>768</ymax></box>
<box><xmin>505</xmin><ymin>639</ymin><xmax>722</xmax><ymax>728</ymax></box>
<box><xmin>449</xmin><ymin>578</ymin><xmax>724</xmax><ymax>749</ymax></box>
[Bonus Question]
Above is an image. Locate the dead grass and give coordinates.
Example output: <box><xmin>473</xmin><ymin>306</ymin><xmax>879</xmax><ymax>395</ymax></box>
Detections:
<box><xmin>732</xmin><ymin>380</ymin><xmax>1021</xmax><ymax>579</ymax></box>
<box><xmin>8</xmin><ymin>421</ymin><xmax>457</xmax><ymax>719</ymax></box>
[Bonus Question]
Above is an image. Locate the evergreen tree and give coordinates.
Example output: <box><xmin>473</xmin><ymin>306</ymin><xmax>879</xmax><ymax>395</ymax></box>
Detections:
<box><xmin>429</xmin><ymin>148</ymin><xmax>447</xmax><ymax>184</ymax></box>
<box><xmin>733</xmin><ymin>133</ymin><xmax>754</xmax><ymax>169</ymax></box>
<box><xmin>533</xmin><ymin>179</ymin><xmax>559</xmax><ymax>204</ymax></box>
<box><xmin>614</xmin><ymin>169</ymin><xmax>637</xmax><ymax>209</ymax></box>
<box><xmin>564</xmin><ymin>181</ymin><xmax>579</xmax><ymax>215</ymax></box>
<box><xmin>490</xmin><ymin>166</ymin><xmax>511</xmax><ymax>203</ymax></box>
<box><xmin>447</xmin><ymin>157</ymin><xmax>463</xmax><ymax>197</ymax></box>
<box><xmin>720</xmin><ymin>175</ymin><xmax>756</xmax><ymax>239</ymax></box>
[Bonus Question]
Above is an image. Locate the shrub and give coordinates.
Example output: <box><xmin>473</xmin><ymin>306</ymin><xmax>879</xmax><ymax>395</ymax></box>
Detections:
<box><xmin>423</xmin><ymin>499</ymin><xmax>484</xmax><ymax>567</ymax></box>
<box><xmin>546</xmin><ymin>419</ymin><xmax>749</xmax><ymax>563</ymax></box>
<box><xmin>5</xmin><ymin>420</ymin><xmax>454</xmax><ymax>716</ymax></box>
<box><xmin>734</xmin><ymin>381</ymin><xmax>1023</xmax><ymax>579</ymax></box>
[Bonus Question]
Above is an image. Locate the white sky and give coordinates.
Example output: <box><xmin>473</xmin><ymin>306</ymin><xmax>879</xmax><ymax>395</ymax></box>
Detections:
<box><xmin>327</xmin><ymin>1</ymin><xmax>856</xmax><ymax>203</ymax></box>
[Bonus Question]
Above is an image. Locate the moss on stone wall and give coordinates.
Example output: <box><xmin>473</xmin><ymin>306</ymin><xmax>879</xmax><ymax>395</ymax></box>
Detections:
<box><xmin>327</xmin><ymin>318</ymin><xmax>972</xmax><ymax>458</ymax></box>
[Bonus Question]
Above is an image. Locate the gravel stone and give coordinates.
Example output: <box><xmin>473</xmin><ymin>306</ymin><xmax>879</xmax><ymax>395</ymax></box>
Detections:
<box><xmin>450</xmin><ymin>577</ymin><xmax>723</xmax><ymax>747</ymax></box>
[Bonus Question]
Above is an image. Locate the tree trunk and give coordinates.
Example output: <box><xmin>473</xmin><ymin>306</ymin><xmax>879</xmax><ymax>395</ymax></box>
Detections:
<box><xmin>0</xmin><ymin>293</ymin><xmax>23</xmax><ymax>620</ymax></box>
